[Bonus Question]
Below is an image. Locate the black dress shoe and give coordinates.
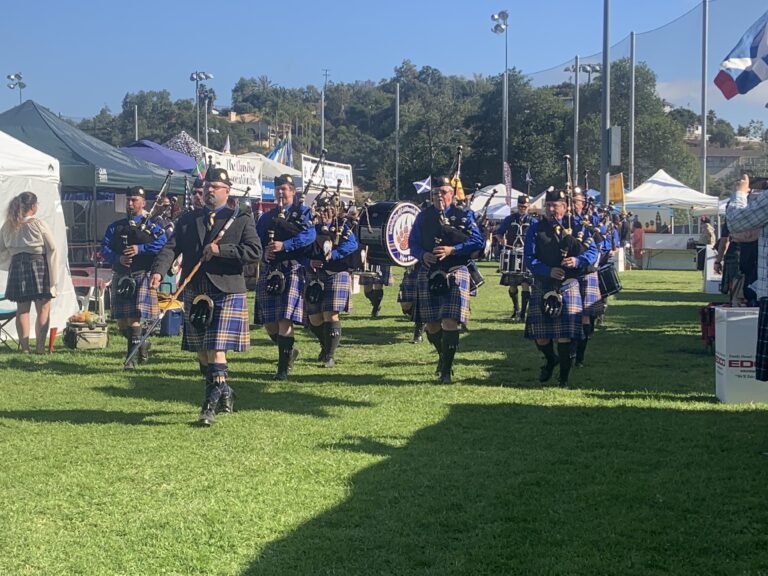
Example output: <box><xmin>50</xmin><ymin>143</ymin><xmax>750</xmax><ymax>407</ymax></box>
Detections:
<box><xmin>371</xmin><ymin>303</ymin><xmax>381</xmax><ymax>318</ymax></box>
<box><xmin>539</xmin><ymin>357</ymin><xmax>559</xmax><ymax>383</ymax></box>
<box><xmin>274</xmin><ymin>370</ymin><xmax>288</xmax><ymax>381</ymax></box>
<box><xmin>198</xmin><ymin>401</ymin><xmax>216</xmax><ymax>426</ymax></box>
<box><xmin>217</xmin><ymin>390</ymin><xmax>235</xmax><ymax>414</ymax></box>
<box><xmin>558</xmin><ymin>380</ymin><xmax>570</xmax><ymax>389</ymax></box>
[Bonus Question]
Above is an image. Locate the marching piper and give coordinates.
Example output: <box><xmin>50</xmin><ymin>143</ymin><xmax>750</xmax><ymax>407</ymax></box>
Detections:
<box><xmin>101</xmin><ymin>186</ymin><xmax>167</xmax><ymax>369</ymax></box>
<box><xmin>150</xmin><ymin>167</ymin><xmax>261</xmax><ymax>426</ymax></box>
<box><xmin>524</xmin><ymin>187</ymin><xmax>598</xmax><ymax>388</ymax></box>
<box><xmin>255</xmin><ymin>174</ymin><xmax>316</xmax><ymax>380</ymax></box>
<box><xmin>305</xmin><ymin>195</ymin><xmax>359</xmax><ymax>367</ymax></box>
<box><xmin>408</xmin><ymin>176</ymin><xmax>484</xmax><ymax>383</ymax></box>
<box><xmin>495</xmin><ymin>194</ymin><xmax>535</xmax><ymax>321</ymax></box>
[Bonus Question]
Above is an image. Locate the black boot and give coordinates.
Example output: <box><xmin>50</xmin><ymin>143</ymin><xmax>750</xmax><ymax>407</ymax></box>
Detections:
<box><xmin>536</xmin><ymin>341</ymin><xmax>559</xmax><ymax>383</ymax></box>
<box><xmin>369</xmin><ymin>289</ymin><xmax>384</xmax><ymax>318</ymax></box>
<box><xmin>199</xmin><ymin>366</ymin><xmax>226</xmax><ymax>426</ymax></box>
<box><xmin>509</xmin><ymin>291</ymin><xmax>520</xmax><ymax>319</ymax></box>
<box><xmin>323</xmin><ymin>321</ymin><xmax>341</xmax><ymax>368</ymax></box>
<box><xmin>125</xmin><ymin>326</ymin><xmax>142</xmax><ymax>370</ymax></box>
<box><xmin>275</xmin><ymin>335</ymin><xmax>295</xmax><ymax>380</ymax></box>
<box><xmin>520</xmin><ymin>291</ymin><xmax>530</xmax><ymax>322</ymax></box>
<box><xmin>439</xmin><ymin>330</ymin><xmax>459</xmax><ymax>384</ymax></box>
<box><xmin>309</xmin><ymin>322</ymin><xmax>326</xmax><ymax>361</ymax></box>
<box><xmin>426</xmin><ymin>329</ymin><xmax>443</xmax><ymax>375</ymax></box>
<box><xmin>557</xmin><ymin>342</ymin><xmax>574</xmax><ymax>388</ymax></box>
<box><xmin>412</xmin><ymin>322</ymin><xmax>426</xmax><ymax>344</ymax></box>
<box><xmin>576</xmin><ymin>322</ymin><xmax>594</xmax><ymax>368</ymax></box>
<box><xmin>210</xmin><ymin>363</ymin><xmax>234</xmax><ymax>415</ymax></box>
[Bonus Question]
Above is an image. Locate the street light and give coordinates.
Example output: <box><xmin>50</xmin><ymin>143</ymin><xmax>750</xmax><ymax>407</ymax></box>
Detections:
<box><xmin>7</xmin><ymin>73</ymin><xmax>25</xmax><ymax>105</ymax></box>
<box><xmin>189</xmin><ymin>71</ymin><xmax>213</xmax><ymax>144</ymax></box>
<box><xmin>580</xmin><ymin>63</ymin><xmax>602</xmax><ymax>85</ymax></box>
<box><xmin>491</xmin><ymin>10</ymin><xmax>509</xmax><ymax>183</ymax></box>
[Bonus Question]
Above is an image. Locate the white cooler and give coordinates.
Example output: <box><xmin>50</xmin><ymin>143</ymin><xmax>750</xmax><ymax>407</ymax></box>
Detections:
<box><xmin>703</xmin><ymin>246</ymin><xmax>722</xmax><ymax>294</ymax></box>
<box><xmin>714</xmin><ymin>307</ymin><xmax>768</xmax><ymax>403</ymax></box>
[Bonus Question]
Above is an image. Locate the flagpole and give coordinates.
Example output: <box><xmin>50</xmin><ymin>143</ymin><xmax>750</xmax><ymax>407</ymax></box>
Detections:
<box><xmin>396</xmin><ymin>82</ymin><xmax>400</xmax><ymax>201</ymax></box>
<box><xmin>700</xmin><ymin>0</ymin><xmax>709</xmax><ymax>195</ymax></box>
<box><xmin>629</xmin><ymin>31</ymin><xmax>636</xmax><ymax>192</ymax></box>
<box><xmin>573</xmin><ymin>55</ymin><xmax>580</xmax><ymax>182</ymax></box>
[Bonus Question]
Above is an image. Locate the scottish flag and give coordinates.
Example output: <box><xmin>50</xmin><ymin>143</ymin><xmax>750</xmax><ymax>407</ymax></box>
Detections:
<box><xmin>413</xmin><ymin>176</ymin><xmax>431</xmax><ymax>194</ymax></box>
<box><xmin>715</xmin><ymin>10</ymin><xmax>768</xmax><ymax>100</ymax></box>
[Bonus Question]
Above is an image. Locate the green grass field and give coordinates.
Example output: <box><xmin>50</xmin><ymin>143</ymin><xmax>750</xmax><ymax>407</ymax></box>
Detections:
<box><xmin>1</xmin><ymin>266</ymin><xmax>767</xmax><ymax>575</ymax></box>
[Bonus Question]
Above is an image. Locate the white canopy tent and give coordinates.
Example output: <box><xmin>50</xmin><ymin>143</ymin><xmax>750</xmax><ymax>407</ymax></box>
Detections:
<box><xmin>625</xmin><ymin>169</ymin><xmax>719</xmax><ymax>211</ymax></box>
<box><xmin>692</xmin><ymin>198</ymin><xmax>728</xmax><ymax>216</ymax></box>
<box><xmin>469</xmin><ymin>183</ymin><xmax>525</xmax><ymax>220</ymax></box>
<box><xmin>0</xmin><ymin>130</ymin><xmax>78</xmax><ymax>339</ymax></box>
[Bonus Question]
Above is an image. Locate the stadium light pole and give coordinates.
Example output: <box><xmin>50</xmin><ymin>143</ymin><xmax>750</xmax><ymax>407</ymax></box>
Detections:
<box><xmin>6</xmin><ymin>73</ymin><xmax>25</xmax><ymax>105</ymax></box>
<box><xmin>600</xmin><ymin>0</ymin><xmax>611</xmax><ymax>206</ymax></box>
<box><xmin>190</xmin><ymin>71</ymin><xmax>213</xmax><ymax>144</ymax></box>
<box><xmin>492</xmin><ymin>10</ymin><xmax>509</xmax><ymax>183</ymax></box>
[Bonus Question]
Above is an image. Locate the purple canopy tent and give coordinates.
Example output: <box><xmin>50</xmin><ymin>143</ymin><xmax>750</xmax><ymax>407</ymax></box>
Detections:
<box><xmin>120</xmin><ymin>139</ymin><xmax>197</xmax><ymax>172</ymax></box>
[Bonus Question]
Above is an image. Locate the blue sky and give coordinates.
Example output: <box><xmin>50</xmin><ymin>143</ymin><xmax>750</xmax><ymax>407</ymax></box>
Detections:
<box><xmin>2</xmin><ymin>0</ymin><xmax>766</xmax><ymax>127</ymax></box>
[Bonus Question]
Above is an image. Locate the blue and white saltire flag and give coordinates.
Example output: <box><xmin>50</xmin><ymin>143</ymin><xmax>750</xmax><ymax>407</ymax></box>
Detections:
<box><xmin>715</xmin><ymin>9</ymin><xmax>768</xmax><ymax>100</ymax></box>
<box><xmin>267</xmin><ymin>136</ymin><xmax>295</xmax><ymax>167</ymax></box>
<box><xmin>413</xmin><ymin>176</ymin><xmax>431</xmax><ymax>194</ymax></box>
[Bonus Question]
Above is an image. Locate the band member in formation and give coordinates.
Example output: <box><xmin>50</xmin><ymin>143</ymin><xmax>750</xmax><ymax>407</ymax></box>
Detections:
<box><xmin>524</xmin><ymin>187</ymin><xmax>598</xmax><ymax>388</ymax></box>
<box><xmin>408</xmin><ymin>176</ymin><xmax>484</xmax><ymax>383</ymax></box>
<box><xmin>398</xmin><ymin>264</ymin><xmax>425</xmax><ymax>343</ymax></box>
<box><xmin>360</xmin><ymin>264</ymin><xmax>391</xmax><ymax>318</ymax></box>
<box><xmin>151</xmin><ymin>167</ymin><xmax>261</xmax><ymax>426</ymax></box>
<box><xmin>495</xmin><ymin>194</ymin><xmax>534</xmax><ymax>321</ymax></box>
<box><xmin>595</xmin><ymin>208</ymin><xmax>620</xmax><ymax>325</ymax></box>
<box><xmin>101</xmin><ymin>186</ymin><xmax>167</xmax><ymax>369</ymax></box>
<box><xmin>306</xmin><ymin>196</ymin><xmax>359</xmax><ymax>367</ymax></box>
<box><xmin>255</xmin><ymin>174</ymin><xmax>316</xmax><ymax>380</ymax></box>
<box><xmin>570</xmin><ymin>189</ymin><xmax>603</xmax><ymax>367</ymax></box>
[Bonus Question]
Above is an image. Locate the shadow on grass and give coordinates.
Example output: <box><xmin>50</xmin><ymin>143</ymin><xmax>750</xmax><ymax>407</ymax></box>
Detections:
<box><xmin>616</xmin><ymin>290</ymin><xmax>725</xmax><ymax>304</ymax></box>
<box><xmin>0</xmin><ymin>409</ymin><xmax>174</xmax><ymax>426</ymax></box>
<box><xmin>0</xmin><ymin>357</ymin><xmax>107</xmax><ymax>375</ymax></box>
<box><xmin>243</xmin><ymin>403</ymin><xmax>768</xmax><ymax>576</ymax></box>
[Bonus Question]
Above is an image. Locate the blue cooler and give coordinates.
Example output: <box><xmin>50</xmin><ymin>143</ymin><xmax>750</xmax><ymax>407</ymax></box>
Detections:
<box><xmin>159</xmin><ymin>306</ymin><xmax>183</xmax><ymax>336</ymax></box>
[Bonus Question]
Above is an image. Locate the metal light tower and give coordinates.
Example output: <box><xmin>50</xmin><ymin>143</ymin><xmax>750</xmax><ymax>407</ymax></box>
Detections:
<box><xmin>190</xmin><ymin>71</ymin><xmax>213</xmax><ymax>144</ymax></box>
<box><xmin>492</xmin><ymin>10</ymin><xmax>509</xmax><ymax>181</ymax></box>
<box><xmin>7</xmin><ymin>73</ymin><xmax>25</xmax><ymax>105</ymax></box>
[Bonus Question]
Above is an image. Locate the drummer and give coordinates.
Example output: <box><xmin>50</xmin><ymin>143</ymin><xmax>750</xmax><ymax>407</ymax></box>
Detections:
<box><xmin>495</xmin><ymin>194</ymin><xmax>535</xmax><ymax>321</ymax></box>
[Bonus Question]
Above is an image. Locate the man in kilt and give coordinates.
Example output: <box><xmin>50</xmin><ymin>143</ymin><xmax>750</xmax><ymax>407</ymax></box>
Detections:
<box><xmin>524</xmin><ymin>187</ymin><xmax>598</xmax><ymax>388</ymax></box>
<box><xmin>408</xmin><ymin>176</ymin><xmax>485</xmax><ymax>383</ymax></box>
<box><xmin>570</xmin><ymin>190</ymin><xmax>602</xmax><ymax>367</ymax></box>
<box><xmin>495</xmin><ymin>194</ymin><xmax>535</xmax><ymax>321</ymax></box>
<box><xmin>306</xmin><ymin>196</ymin><xmax>359</xmax><ymax>368</ymax></box>
<box><xmin>255</xmin><ymin>174</ymin><xmax>316</xmax><ymax>380</ymax></box>
<box><xmin>101</xmin><ymin>186</ymin><xmax>167</xmax><ymax>369</ymax></box>
<box><xmin>150</xmin><ymin>167</ymin><xmax>261</xmax><ymax>426</ymax></box>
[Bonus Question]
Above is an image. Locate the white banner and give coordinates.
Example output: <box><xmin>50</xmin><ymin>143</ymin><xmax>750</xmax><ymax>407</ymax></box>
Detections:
<box><xmin>206</xmin><ymin>151</ymin><xmax>263</xmax><ymax>197</ymax></box>
<box><xmin>301</xmin><ymin>154</ymin><xmax>354</xmax><ymax>194</ymax></box>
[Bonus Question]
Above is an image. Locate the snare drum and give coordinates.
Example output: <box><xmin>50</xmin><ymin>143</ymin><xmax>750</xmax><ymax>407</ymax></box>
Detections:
<box><xmin>598</xmin><ymin>262</ymin><xmax>622</xmax><ymax>297</ymax></box>
<box><xmin>500</xmin><ymin>248</ymin><xmax>524</xmax><ymax>274</ymax></box>
<box><xmin>357</xmin><ymin>201</ymin><xmax>420</xmax><ymax>266</ymax></box>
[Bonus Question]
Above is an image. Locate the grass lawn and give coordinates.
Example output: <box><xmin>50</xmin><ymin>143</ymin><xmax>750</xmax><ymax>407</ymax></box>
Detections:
<box><xmin>1</xmin><ymin>266</ymin><xmax>767</xmax><ymax>575</ymax></box>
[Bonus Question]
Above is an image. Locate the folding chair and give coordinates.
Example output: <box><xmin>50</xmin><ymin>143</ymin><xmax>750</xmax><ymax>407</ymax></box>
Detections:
<box><xmin>0</xmin><ymin>295</ymin><xmax>18</xmax><ymax>350</ymax></box>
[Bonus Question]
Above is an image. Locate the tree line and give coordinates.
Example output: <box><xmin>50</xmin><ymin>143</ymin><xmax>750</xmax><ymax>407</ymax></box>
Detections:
<box><xmin>75</xmin><ymin>58</ymin><xmax>751</xmax><ymax>200</ymax></box>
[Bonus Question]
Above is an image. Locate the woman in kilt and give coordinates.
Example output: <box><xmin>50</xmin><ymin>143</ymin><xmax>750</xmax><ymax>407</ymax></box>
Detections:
<box><xmin>524</xmin><ymin>187</ymin><xmax>598</xmax><ymax>388</ymax></box>
<box><xmin>305</xmin><ymin>197</ymin><xmax>358</xmax><ymax>368</ymax></box>
<box><xmin>151</xmin><ymin>167</ymin><xmax>261</xmax><ymax>426</ymax></box>
<box><xmin>0</xmin><ymin>192</ymin><xmax>58</xmax><ymax>353</ymax></box>
<box><xmin>408</xmin><ymin>177</ymin><xmax>484</xmax><ymax>383</ymax></box>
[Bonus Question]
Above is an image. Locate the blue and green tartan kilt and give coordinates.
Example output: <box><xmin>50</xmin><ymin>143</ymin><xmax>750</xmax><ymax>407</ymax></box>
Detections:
<box><xmin>110</xmin><ymin>271</ymin><xmax>159</xmax><ymax>320</ymax></box>
<box><xmin>579</xmin><ymin>271</ymin><xmax>602</xmax><ymax>317</ymax></box>
<box><xmin>756</xmin><ymin>298</ymin><xmax>768</xmax><ymax>382</ymax></box>
<box><xmin>359</xmin><ymin>265</ymin><xmax>394</xmax><ymax>286</ymax></box>
<box><xmin>524</xmin><ymin>278</ymin><xmax>583</xmax><ymax>341</ymax></box>
<box><xmin>255</xmin><ymin>260</ymin><xmax>304</xmax><ymax>324</ymax></box>
<box><xmin>6</xmin><ymin>252</ymin><xmax>51</xmax><ymax>302</ymax></box>
<box><xmin>416</xmin><ymin>265</ymin><xmax>471</xmax><ymax>325</ymax></box>
<box><xmin>181</xmin><ymin>275</ymin><xmax>249</xmax><ymax>352</ymax></box>
<box><xmin>397</xmin><ymin>265</ymin><xmax>419</xmax><ymax>304</ymax></box>
<box><xmin>305</xmin><ymin>270</ymin><xmax>351</xmax><ymax>315</ymax></box>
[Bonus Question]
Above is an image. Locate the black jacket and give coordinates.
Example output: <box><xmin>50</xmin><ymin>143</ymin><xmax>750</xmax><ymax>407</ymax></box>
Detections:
<box><xmin>152</xmin><ymin>207</ymin><xmax>262</xmax><ymax>294</ymax></box>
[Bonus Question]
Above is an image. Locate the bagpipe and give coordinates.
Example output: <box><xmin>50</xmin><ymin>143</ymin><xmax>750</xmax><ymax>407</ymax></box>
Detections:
<box><xmin>128</xmin><ymin>170</ymin><xmax>174</xmax><ymax>240</ymax></box>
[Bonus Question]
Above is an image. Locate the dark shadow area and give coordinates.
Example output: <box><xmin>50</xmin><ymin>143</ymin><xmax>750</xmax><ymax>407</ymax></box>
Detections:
<box><xmin>0</xmin><ymin>357</ymin><xmax>108</xmax><ymax>375</ymax></box>
<box><xmin>616</xmin><ymin>290</ymin><xmax>724</xmax><ymax>304</ymax></box>
<box><xmin>243</xmin><ymin>403</ymin><xmax>768</xmax><ymax>575</ymax></box>
<box><xmin>0</xmin><ymin>409</ymin><xmax>173</xmax><ymax>426</ymax></box>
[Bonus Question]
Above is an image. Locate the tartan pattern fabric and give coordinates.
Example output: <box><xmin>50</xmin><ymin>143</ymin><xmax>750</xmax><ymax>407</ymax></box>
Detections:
<box><xmin>579</xmin><ymin>271</ymin><xmax>602</xmax><ymax>317</ymax></box>
<box><xmin>397</xmin><ymin>265</ymin><xmax>419</xmax><ymax>303</ymax></box>
<box><xmin>726</xmin><ymin>191</ymin><xmax>768</xmax><ymax>299</ymax></box>
<box><xmin>110</xmin><ymin>271</ymin><xmax>159</xmax><ymax>320</ymax></box>
<box><xmin>181</xmin><ymin>276</ymin><xmax>249</xmax><ymax>352</ymax></box>
<box><xmin>415</xmin><ymin>265</ymin><xmax>471</xmax><ymax>325</ymax></box>
<box><xmin>6</xmin><ymin>253</ymin><xmax>51</xmax><ymax>302</ymax></box>
<box><xmin>524</xmin><ymin>278</ymin><xmax>583</xmax><ymax>341</ymax></box>
<box><xmin>756</xmin><ymin>298</ymin><xmax>768</xmax><ymax>381</ymax></box>
<box><xmin>305</xmin><ymin>270</ymin><xmax>351</xmax><ymax>315</ymax></box>
<box><xmin>501</xmin><ymin>272</ymin><xmax>532</xmax><ymax>287</ymax></box>
<box><xmin>358</xmin><ymin>265</ymin><xmax>394</xmax><ymax>286</ymax></box>
<box><xmin>255</xmin><ymin>260</ymin><xmax>304</xmax><ymax>324</ymax></box>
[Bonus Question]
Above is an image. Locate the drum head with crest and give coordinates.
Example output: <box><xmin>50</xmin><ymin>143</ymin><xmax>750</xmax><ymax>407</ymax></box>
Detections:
<box><xmin>358</xmin><ymin>201</ymin><xmax>420</xmax><ymax>267</ymax></box>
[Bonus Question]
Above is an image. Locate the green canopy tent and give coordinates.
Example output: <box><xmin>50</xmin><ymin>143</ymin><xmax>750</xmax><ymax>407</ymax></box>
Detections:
<box><xmin>0</xmin><ymin>101</ymin><xmax>186</xmax><ymax>256</ymax></box>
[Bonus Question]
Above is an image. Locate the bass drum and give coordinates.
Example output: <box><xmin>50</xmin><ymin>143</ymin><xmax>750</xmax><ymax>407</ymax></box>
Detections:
<box><xmin>357</xmin><ymin>201</ymin><xmax>420</xmax><ymax>266</ymax></box>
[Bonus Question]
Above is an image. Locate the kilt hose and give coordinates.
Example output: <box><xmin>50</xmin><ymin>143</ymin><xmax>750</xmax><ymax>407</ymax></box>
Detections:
<box><xmin>359</xmin><ymin>265</ymin><xmax>394</xmax><ymax>286</ymax></box>
<box><xmin>416</xmin><ymin>264</ymin><xmax>471</xmax><ymax>325</ymax></box>
<box><xmin>398</xmin><ymin>265</ymin><xmax>419</xmax><ymax>304</ymax></box>
<box><xmin>181</xmin><ymin>275</ymin><xmax>249</xmax><ymax>352</ymax></box>
<box><xmin>756</xmin><ymin>298</ymin><xmax>768</xmax><ymax>382</ymax></box>
<box><xmin>305</xmin><ymin>269</ymin><xmax>351</xmax><ymax>315</ymax></box>
<box><xmin>524</xmin><ymin>278</ymin><xmax>584</xmax><ymax>341</ymax></box>
<box><xmin>579</xmin><ymin>271</ymin><xmax>602</xmax><ymax>318</ymax></box>
<box><xmin>6</xmin><ymin>252</ymin><xmax>52</xmax><ymax>302</ymax></box>
<box><xmin>110</xmin><ymin>271</ymin><xmax>159</xmax><ymax>321</ymax></box>
<box><xmin>255</xmin><ymin>260</ymin><xmax>304</xmax><ymax>325</ymax></box>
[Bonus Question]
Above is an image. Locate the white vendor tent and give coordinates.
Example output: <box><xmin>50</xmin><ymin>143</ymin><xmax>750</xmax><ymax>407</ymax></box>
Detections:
<box><xmin>470</xmin><ymin>183</ymin><xmax>525</xmax><ymax>220</ymax></box>
<box><xmin>0</xmin><ymin>130</ymin><xmax>78</xmax><ymax>340</ymax></box>
<box><xmin>625</xmin><ymin>169</ymin><xmax>719</xmax><ymax>211</ymax></box>
<box><xmin>692</xmin><ymin>197</ymin><xmax>728</xmax><ymax>216</ymax></box>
